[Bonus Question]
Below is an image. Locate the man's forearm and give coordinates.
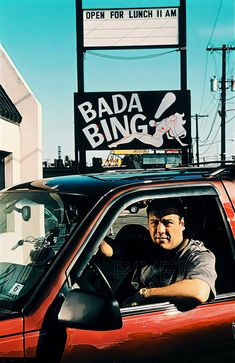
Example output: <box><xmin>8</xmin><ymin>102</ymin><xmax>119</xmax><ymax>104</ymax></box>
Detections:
<box><xmin>143</xmin><ymin>278</ymin><xmax>210</xmax><ymax>303</ymax></box>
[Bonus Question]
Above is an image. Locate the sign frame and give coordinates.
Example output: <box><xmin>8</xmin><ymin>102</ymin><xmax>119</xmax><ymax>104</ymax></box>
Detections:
<box><xmin>74</xmin><ymin>90</ymin><xmax>191</xmax><ymax>152</ymax></box>
<box><xmin>83</xmin><ymin>6</ymin><xmax>179</xmax><ymax>50</ymax></box>
<box><xmin>75</xmin><ymin>0</ymin><xmax>189</xmax><ymax>171</ymax></box>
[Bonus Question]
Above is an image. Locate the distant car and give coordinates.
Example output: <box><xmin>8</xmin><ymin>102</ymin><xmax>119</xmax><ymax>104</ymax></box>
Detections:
<box><xmin>127</xmin><ymin>201</ymin><xmax>146</xmax><ymax>213</ymax></box>
<box><xmin>0</xmin><ymin>164</ymin><xmax>235</xmax><ymax>362</ymax></box>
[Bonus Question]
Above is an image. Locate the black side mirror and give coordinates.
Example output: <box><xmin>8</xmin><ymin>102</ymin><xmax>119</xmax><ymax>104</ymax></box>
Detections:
<box><xmin>4</xmin><ymin>204</ymin><xmax>31</xmax><ymax>221</ymax></box>
<box><xmin>58</xmin><ymin>289</ymin><xmax>122</xmax><ymax>331</ymax></box>
<box><xmin>21</xmin><ymin>206</ymin><xmax>31</xmax><ymax>221</ymax></box>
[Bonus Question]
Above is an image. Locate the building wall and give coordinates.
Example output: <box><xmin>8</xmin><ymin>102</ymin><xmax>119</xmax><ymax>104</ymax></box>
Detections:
<box><xmin>0</xmin><ymin>46</ymin><xmax>42</xmax><ymax>188</ymax></box>
<box><xmin>0</xmin><ymin>120</ymin><xmax>20</xmax><ymax>186</ymax></box>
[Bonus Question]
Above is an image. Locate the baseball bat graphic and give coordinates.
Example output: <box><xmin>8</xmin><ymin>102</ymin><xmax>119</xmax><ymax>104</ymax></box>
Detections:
<box><xmin>154</xmin><ymin>92</ymin><xmax>176</xmax><ymax>119</ymax></box>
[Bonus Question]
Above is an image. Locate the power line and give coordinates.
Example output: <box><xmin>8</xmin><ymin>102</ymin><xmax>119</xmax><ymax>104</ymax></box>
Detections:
<box><xmin>199</xmin><ymin>96</ymin><xmax>219</xmax><ymax>136</ymax></box>
<box><xmin>200</xmin><ymin>126</ymin><xmax>220</xmax><ymax>156</ymax></box>
<box><xmin>200</xmin><ymin>139</ymin><xmax>234</xmax><ymax>147</ymax></box>
<box><xmin>191</xmin><ymin>114</ymin><xmax>208</xmax><ymax>165</ymax></box>
<box><xmin>199</xmin><ymin>102</ymin><xmax>220</xmax><ymax>144</ymax></box>
<box><xmin>86</xmin><ymin>49</ymin><xmax>177</xmax><ymax>61</ymax></box>
<box><xmin>202</xmin><ymin>97</ymin><xmax>219</xmax><ymax>115</ymax></box>
<box><xmin>199</xmin><ymin>0</ymin><xmax>222</xmax><ymax>116</ymax></box>
<box><xmin>227</xmin><ymin>115</ymin><xmax>235</xmax><ymax>123</ymax></box>
<box><xmin>199</xmin><ymin>51</ymin><xmax>209</xmax><ymax>114</ymax></box>
<box><xmin>207</xmin><ymin>0</ymin><xmax>223</xmax><ymax>47</ymax></box>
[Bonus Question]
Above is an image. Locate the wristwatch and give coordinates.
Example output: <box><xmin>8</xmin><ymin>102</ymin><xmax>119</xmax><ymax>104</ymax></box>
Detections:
<box><xmin>139</xmin><ymin>287</ymin><xmax>148</xmax><ymax>297</ymax></box>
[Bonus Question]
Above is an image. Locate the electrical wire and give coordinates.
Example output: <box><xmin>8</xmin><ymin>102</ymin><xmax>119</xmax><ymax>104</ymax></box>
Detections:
<box><xmin>226</xmin><ymin>115</ymin><xmax>235</xmax><ymax>123</ymax></box>
<box><xmin>227</xmin><ymin>95</ymin><xmax>235</xmax><ymax>101</ymax></box>
<box><xmin>207</xmin><ymin>0</ymin><xmax>223</xmax><ymax>47</ymax></box>
<box><xmin>199</xmin><ymin>0</ymin><xmax>223</xmax><ymax>115</ymax></box>
<box><xmin>200</xmin><ymin>98</ymin><xmax>220</xmax><ymax>139</ymax></box>
<box><xmin>200</xmin><ymin>125</ymin><xmax>220</xmax><ymax>156</ymax></box>
<box><xmin>212</xmin><ymin>52</ymin><xmax>218</xmax><ymax>77</ymax></box>
<box><xmin>86</xmin><ymin>49</ymin><xmax>178</xmax><ymax>60</ymax></box>
<box><xmin>199</xmin><ymin>52</ymin><xmax>209</xmax><ymax>114</ymax></box>
<box><xmin>200</xmin><ymin>115</ymin><xmax>235</xmax><ymax>156</ymax></box>
<box><xmin>227</xmin><ymin>41</ymin><xmax>235</xmax><ymax>78</ymax></box>
<box><xmin>199</xmin><ymin>101</ymin><xmax>220</xmax><ymax>144</ymax></box>
<box><xmin>203</xmin><ymin>96</ymin><xmax>219</xmax><ymax>116</ymax></box>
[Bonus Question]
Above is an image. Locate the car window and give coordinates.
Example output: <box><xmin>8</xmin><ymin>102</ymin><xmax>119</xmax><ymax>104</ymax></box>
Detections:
<box><xmin>0</xmin><ymin>191</ymin><xmax>95</xmax><ymax>309</ymax></box>
<box><xmin>75</xmin><ymin>194</ymin><xmax>235</xmax><ymax>311</ymax></box>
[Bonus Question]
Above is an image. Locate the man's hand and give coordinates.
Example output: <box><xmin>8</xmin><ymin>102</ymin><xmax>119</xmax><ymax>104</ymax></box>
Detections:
<box><xmin>122</xmin><ymin>292</ymin><xmax>146</xmax><ymax>307</ymax></box>
<box><xmin>122</xmin><ymin>278</ymin><xmax>211</xmax><ymax>308</ymax></box>
<box><xmin>147</xmin><ymin>278</ymin><xmax>211</xmax><ymax>303</ymax></box>
<box><xmin>99</xmin><ymin>240</ymin><xmax>113</xmax><ymax>257</ymax></box>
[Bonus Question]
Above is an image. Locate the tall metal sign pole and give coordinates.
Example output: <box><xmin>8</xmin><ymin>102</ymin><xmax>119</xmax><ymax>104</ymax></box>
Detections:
<box><xmin>179</xmin><ymin>0</ymin><xmax>192</xmax><ymax>164</ymax></box>
<box><xmin>179</xmin><ymin>0</ymin><xmax>190</xmax><ymax>164</ymax></box>
<box><xmin>179</xmin><ymin>0</ymin><xmax>187</xmax><ymax>91</ymax></box>
<box><xmin>75</xmin><ymin>0</ymin><xmax>190</xmax><ymax>172</ymax></box>
<box><xmin>75</xmin><ymin>0</ymin><xmax>86</xmax><ymax>173</ymax></box>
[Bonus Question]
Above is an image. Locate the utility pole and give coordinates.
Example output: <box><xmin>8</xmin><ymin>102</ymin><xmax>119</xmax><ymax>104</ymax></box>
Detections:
<box><xmin>207</xmin><ymin>44</ymin><xmax>235</xmax><ymax>165</ymax></box>
<box><xmin>191</xmin><ymin>114</ymin><xmax>208</xmax><ymax>166</ymax></box>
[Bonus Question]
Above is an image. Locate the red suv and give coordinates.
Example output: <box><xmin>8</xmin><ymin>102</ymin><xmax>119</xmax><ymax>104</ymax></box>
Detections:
<box><xmin>0</xmin><ymin>164</ymin><xmax>235</xmax><ymax>362</ymax></box>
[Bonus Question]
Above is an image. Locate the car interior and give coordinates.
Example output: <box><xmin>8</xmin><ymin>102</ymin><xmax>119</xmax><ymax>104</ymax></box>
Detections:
<box><xmin>75</xmin><ymin>195</ymin><xmax>235</xmax><ymax>309</ymax></box>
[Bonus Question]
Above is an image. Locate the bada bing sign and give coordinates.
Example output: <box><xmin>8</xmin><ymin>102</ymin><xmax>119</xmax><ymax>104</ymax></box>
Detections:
<box><xmin>75</xmin><ymin>91</ymin><xmax>191</xmax><ymax>150</ymax></box>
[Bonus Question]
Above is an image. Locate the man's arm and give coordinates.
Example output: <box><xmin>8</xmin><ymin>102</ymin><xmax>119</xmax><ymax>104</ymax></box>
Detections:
<box><xmin>141</xmin><ymin>278</ymin><xmax>210</xmax><ymax>303</ymax></box>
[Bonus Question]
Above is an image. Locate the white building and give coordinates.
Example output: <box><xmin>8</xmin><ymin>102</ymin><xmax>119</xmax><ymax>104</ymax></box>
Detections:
<box><xmin>0</xmin><ymin>46</ymin><xmax>42</xmax><ymax>189</ymax></box>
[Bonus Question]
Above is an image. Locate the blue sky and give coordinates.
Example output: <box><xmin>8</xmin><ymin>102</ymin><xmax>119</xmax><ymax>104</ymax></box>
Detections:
<box><xmin>1</xmin><ymin>0</ymin><xmax>235</xmax><ymax>164</ymax></box>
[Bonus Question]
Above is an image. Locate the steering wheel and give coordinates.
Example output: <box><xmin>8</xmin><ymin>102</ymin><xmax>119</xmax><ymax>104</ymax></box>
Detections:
<box><xmin>88</xmin><ymin>260</ymin><xmax>115</xmax><ymax>297</ymax></box>
<box><xmin>77</xmin><ymin>260</ymin><xmax>114</xmax><ymax>297</ymax></box>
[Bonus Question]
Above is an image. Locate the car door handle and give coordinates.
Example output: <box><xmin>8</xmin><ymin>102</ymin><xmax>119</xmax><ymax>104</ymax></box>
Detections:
<box><xmin>232</xmin><ymin>322</ymin><xmax>235</xmax><ymax>340</ymax></box>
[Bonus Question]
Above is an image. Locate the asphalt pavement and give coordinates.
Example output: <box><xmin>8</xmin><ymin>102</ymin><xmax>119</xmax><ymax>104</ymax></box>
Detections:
<box><xmin>110</xmin><ymin>208</ymin><xmax>148</xmax><ymax>237</ymax></box>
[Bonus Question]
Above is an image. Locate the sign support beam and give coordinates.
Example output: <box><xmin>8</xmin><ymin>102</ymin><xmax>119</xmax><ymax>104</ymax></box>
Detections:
<box><xmin>75</xmin><ymin>0</ymin><xmax>190</xmax><ymax>172</ymax></box>
<box><xmin>75</xmin><ymin>0</ymin><xmax>86</xmax><ymax>173</ymax></box>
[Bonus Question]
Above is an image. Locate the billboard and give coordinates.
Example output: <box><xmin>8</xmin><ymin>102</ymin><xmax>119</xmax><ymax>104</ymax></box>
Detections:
<box><xmin>74</xmin><ymin>90</ymin><xmax>191</xmax><ymax>151</ymax></box>
<box><xmin>83</xmin><ymin>7</ymin><xmax>179</xmax><ymax>48</ymax></box>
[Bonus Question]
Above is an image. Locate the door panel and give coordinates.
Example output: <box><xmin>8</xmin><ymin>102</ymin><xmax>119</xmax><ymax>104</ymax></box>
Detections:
<box><xmin>60</xmin><ymin>299</ymin><xmax>235</xmax><ymax>363</ymax></box>
<box><xmin>0</xmin><ymin>317</ymin><xmax>24</xmax><ymax>358</ymax></box>
<box><xmin>60</xmin><ymin>186</ymin><xmax>235</xmax><ymax>362</ymax></box>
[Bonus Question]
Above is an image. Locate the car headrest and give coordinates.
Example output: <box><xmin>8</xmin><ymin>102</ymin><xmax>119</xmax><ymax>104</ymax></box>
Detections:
<box><xmin>114</xmin><ymin>224</ymin><xmax>153</xmax><ymax>261</ymax></box>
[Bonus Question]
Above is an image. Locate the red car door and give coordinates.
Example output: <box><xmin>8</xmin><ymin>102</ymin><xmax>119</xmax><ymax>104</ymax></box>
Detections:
<box><xmin>60</xmin><ymin>297</ymin><xmax>235</xmax><ymax>363</ymax></box>
<box><xmin>59</xmin><ymin>182</ymin><xmax>235</xmax><ymax>363</ymax></box>
<box><xmin>0</xmin><ymin>317</ymin><xmax>24</xmax><ymax>358</ymax></box>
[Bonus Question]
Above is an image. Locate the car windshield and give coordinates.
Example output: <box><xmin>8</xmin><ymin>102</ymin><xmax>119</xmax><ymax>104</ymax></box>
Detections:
<box><xmin>0</xmin><ymin>190</ymin><xmax>93</xmax><ymax>310</ymax></box>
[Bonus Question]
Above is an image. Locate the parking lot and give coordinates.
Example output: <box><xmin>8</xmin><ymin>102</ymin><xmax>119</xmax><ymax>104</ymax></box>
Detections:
<box><xmin>110</xmin><ymin>208</ymin><xmax>148</xmax><ymax>237</ymax></box>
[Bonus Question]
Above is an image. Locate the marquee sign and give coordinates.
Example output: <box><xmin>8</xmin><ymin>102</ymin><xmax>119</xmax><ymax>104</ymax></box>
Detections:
<box><xmin>75</xmin><ymin>90</ymin><xmax>191</xmax><ymax>151</ymax></box>
<box><xmin>83</xmin><ymin>7</ymin><xmax>179</xmax><ymax>48</ymax></box>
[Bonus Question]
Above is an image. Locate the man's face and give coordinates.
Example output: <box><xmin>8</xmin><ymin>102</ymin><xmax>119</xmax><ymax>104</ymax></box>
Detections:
<box><xmin>148</xmin><ymin>212</ymin><xmax>184</xmax><ymax>250</ymax></box>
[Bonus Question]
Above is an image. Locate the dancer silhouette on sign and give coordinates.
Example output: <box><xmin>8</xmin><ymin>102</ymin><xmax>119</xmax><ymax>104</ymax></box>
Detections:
<box><xmin>108</xmin><ymin>92</ymin><xmax>188</xmax><ymax>149</ymax></box>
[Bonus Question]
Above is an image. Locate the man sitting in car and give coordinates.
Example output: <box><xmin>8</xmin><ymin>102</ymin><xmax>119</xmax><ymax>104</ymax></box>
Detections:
<box><xmin>124</xmin><ymin>198</ymin><xmax>217</xmax><ymax>307</ymax></box>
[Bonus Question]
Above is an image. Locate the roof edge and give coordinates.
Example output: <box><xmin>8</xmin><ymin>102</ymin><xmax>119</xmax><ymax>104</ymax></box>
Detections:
<box><xmin>0</xmin><ymin>45</ymin><xmax>40</xmax><ymax>105</ymax></box>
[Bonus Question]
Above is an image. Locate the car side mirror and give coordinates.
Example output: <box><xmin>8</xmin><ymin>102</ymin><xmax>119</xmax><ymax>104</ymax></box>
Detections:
<box><xmin>4</xmin><ymin>204</ymin><xmax>31</xmax><ymax>221</ymax></box>
<box><xmin>58</xmin><ymin>289</ymin><xmax>122</xmax><ymax>331</ymax></box>
<box><xmin>21</xmin><ymin>206</ymin><xmax>31</xmax><ymax>221</ymax></box>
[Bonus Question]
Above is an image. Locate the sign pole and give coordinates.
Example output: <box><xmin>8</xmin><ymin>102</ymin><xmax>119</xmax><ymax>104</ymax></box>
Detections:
<box><xmin>179</xmin><ymin>0</ymin><xmax>190</xmax><ymax>165</ymax></box>
<box><xmin>76</xmin><ymin>4</ymin><xmax>190</xmax><ymax>169</ymax></box>
<box><xmin>75</xmin><ymin>0</ymin><xmax>86</xmax><ymax>173</ymax></box>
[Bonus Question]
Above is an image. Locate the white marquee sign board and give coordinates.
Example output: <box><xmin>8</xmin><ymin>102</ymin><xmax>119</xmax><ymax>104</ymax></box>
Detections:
<box><xmin>83</xmin><ymin>7</ymin><xmax>179</xmax><ymax>48</ymax></box>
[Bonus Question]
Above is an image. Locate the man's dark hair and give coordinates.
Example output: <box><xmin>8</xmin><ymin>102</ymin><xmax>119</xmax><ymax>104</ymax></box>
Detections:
<box><xmin>146</xmin><ymin>198</ymin><xmax>185</xmax><ymax>218</ymax></box>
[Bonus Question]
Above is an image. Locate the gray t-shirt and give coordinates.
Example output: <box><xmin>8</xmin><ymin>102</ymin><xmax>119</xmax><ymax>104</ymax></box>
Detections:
<box><xmin>138</xmin><ymin>239</ymin><xmax>217</xmax><ymax>299</ymax></box>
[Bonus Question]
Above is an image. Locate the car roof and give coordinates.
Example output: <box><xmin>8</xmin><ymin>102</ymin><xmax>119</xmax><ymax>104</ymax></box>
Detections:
<box><xmin>5</xmin><ymin>164</ymin><xmax>235</xmax><ymax>197</ymax></box>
